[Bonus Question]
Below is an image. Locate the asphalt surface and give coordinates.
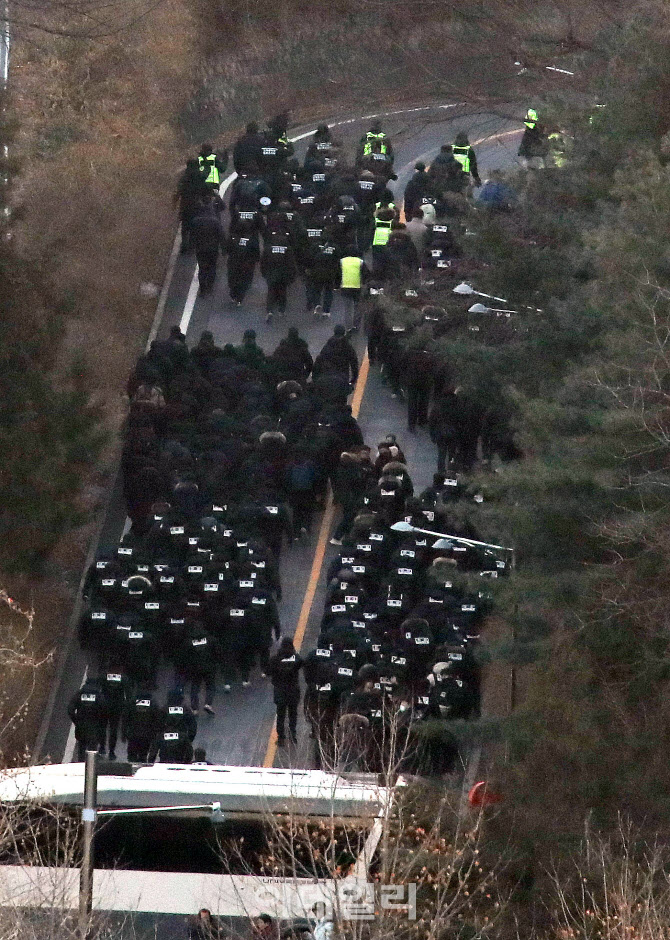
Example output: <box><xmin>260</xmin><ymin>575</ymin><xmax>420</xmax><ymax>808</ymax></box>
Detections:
<box><xmin>1</xmin><ymin>1</ymin><xmax>8</xmax><ymax>87</ymax></box>
<box><xmin>38</xmin><ymin>104</ymin><xmax>523</xmax><ymax>773</ymax></box>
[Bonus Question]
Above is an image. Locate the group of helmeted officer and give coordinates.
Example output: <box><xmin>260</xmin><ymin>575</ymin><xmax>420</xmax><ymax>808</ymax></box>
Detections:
<box><xmin>175</xmin><ymin>115</ymin><xmax>403</xmax><ymax>320</ymax></box>
<box><xmin>70</xmin><ymin>305</ymin><xmax>368</xmax><ymax>762</ymax></box>
<box><xmin>303</xmin><ymin>445</ymin><xmax>508</xmax><ymax>774</ymax></box>
<box><xmin>68</xmin><ymin>111</ymin><xmax>516</xmax><ymax>767</ymax></box>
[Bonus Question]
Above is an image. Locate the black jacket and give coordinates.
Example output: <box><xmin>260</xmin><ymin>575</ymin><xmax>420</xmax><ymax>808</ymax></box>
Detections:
<box><xmin>403</xmin><ymin>170</ymin><xmax>433</xmax><ymax>218</ymax></box>
<box><xmin>68</xmin><ymin>682</ymin><xmax>109</xmax><ymax>732</ymax></box>
<box><xmin>268</xmin><ymin>651</ymin><xmax>304</xmax><ymax>701</ymax></box>
<box><xmin>233</xmin><ymin>130</ymin><xmax>265</xmax><ymax>173</ymax></box>
<box><xmin>191</xmin><ymin>209</ymin><xmax>224</xmax><ymax>254</ymax></box>
<box><xmin>260</xmin><ymin>237</ymin><xmax>297</xmax><ymax>285</ymax></box>
<box><xmin>270</xmin><ymin>335</ymin><xmax>313</xmax><ymax>381</ymax></box>
<box><xmin>176</xmin><ymin>166</ymin><xmax>209</xmax><ymax>219</ymax></box>
<box><xmin>313</xmin><ymin>336</ymin><xmax>359</xmax><ymax>384</ymax></box>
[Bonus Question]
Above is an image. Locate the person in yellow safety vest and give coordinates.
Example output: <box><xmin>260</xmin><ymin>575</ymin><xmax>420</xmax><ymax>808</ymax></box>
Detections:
<box><xmin>358</xmin><ymin>121</ymin><xmax>394</xmax><ymax>163</ymax></box>
<box><xmin>524</xmin><ymin>108</ymin><xmax>539</xmax><ymax>130</ymax></box>
<box><xmin>198</xmin><ymin>142</ymin><xmax>229</xmax><ymax>190</ymax></box>
<box><xmin>374</xmin><ymin>199</ymin><xmax>399</xmax><ymax>221</ymax></box>
<box><xmin>371</xmin><ymin>208</ymin><xmax>395</xmax><ymax>279</ymax></box>
<box><xmin>451</xmin><ymin>132</ymin><xmax>481</xmax><ymax>187</ymax></box>
<box><xmin>364</xmin><ymin>133</ymin><xmax>388</xmax><ymax>156</ymax></box>
<box><xmin>339</xmin><ymin>249</ymin><xmax>369</xmax><ymax>334</ymax></box>
<box><xmin>518</xmin><ymin>112</ymin><xmax>548</xmax><ymax>168</ymax></box>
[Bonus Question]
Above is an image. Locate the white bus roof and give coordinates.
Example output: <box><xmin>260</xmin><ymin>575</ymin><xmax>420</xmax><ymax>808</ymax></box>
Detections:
<box><xmin>0</xmin><ymin>763</ymin><xmax>391</xmax><ymax>818</ymax></box>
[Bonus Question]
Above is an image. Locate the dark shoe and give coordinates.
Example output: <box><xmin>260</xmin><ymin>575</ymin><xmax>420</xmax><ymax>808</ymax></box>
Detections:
<box><xmin>203</xmin><ymin>704</ymin><xmax>215</xmax><ymax>716</ymax></box>
<box><xmin>277</xmin><ymin>736</ymin><xmax>287</xmax><ymax>748</ymax></box>
<box><xmin>108</xmin><ymin>751</ymin><xmax>117</xmax><ymax>761</ymax></box>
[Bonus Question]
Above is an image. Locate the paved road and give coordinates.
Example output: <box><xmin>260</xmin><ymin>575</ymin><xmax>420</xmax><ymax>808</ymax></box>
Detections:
<box><xmin>37</xmin><ymin>104</ymin><xmax>522</xmax><ymax>770</ymax></box>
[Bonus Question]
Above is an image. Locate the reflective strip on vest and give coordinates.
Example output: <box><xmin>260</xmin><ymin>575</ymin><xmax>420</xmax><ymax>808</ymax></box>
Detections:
<box><xmin>373</xmin><ymin>220</ymin><xmax>393</xmax><ymax>247</ymax></box>
<box><xmin>341</xmin><ymin>256</ymin><xmax>362</xmax><ymax>289</ymax></box>
<box><xmin>524</xmin><ymin>109</ymin><xmax>538</xmax><ymax>130</ymax></box>
<box><xmin>363</xmin><ymin>133</ymin><xmax>388</xmax><ymax>156</ymax></box>
<box><xmin>199</xmin><ymin>155</ymin><xmax>220</xmax><ymax>186</ymax></box>
<box><xmin>452</xmin><ymin>146</ymin><xmax>471</xmax><ymax>174</ymax></box>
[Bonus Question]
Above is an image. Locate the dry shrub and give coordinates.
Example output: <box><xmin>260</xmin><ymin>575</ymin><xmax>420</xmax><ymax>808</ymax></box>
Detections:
<box><xmin>13</xmin><ymin>0</ymin><xmax>198</xmax><ymax>403</ymax></box>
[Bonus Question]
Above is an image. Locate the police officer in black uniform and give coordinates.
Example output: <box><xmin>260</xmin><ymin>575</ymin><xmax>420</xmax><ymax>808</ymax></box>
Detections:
<box><xmin>99</xmin><ymin>666</ymin><xmax>133</xmax><ymax>760</ymax></box>
<box><xmin>122</xmin><ymin>685</ymin><xmax>165</xmax><ymax>762</ymax></box>
<box><xmin>68</xmin><ymin>677</ymin><xmax>110</xmax><ymax>761</ymax></box>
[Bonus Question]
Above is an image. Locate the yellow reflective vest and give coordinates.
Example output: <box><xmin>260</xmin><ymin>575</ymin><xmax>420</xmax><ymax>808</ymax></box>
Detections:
<box><xmin>373</xmin><ymin>219</ymin><xmax>393</xmax><ymax>247</ymax></box>
<box><xmin>524</xmin><ymin>108</ymin><xmax>538</xmax><ymax>129</ymax></box>
<box><xmin>341</xmin><ymin>256</ymin><xmax>363</xmax><ymax>289</ymax></box>
<box><xmin>363</xmin><ymin>133</ymin><xmax>388</xmax><ymax>156</ymax></box>
<box><xmin>452</xmin><ymin>145</ymin><xmax>471</xmax><ymax>174</ymax></box>
<box><xmin>199</xmin><ymin>154</ymin><xmax>220</xmax><ymax>186</ymax></box>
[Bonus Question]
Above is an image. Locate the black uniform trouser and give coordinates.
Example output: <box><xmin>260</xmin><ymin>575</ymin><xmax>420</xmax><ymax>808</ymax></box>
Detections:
<box><xmin>305</xmin><ymin>278</ymin><xmax>334</xmax><ymax>313</ymax></box>
<box><xmin>436</xmin><ymin>438</ymin><xmax>451</xmax><ymax>473</ymax></box>
<box><xmin>358</xmin><ymin>218</ymin><xmax>375</xmax><ymax>251</ymax></box>
<box><xmin>455</xmin><ymin>435</ymin><xmax>478</xmax><ymax>472</ymax></box>
<box><xmin>197</xmin><ymin>248</ymin><xmax>219</xmax><ymax>293</ymax></box>
<box><xmin>266</xmin><ymin>280</ymin><xmax>289</xmax><ymax>315</ymax></box>
<box><xmin>127</xmin><ymin>737</ymin><xmax>152</xmax><ymax>762</ymax></box>
<box><xmin>76</xmin><ymin>722</ymin><xmax>105</xmax><ymax>761</ymax></box>
<box><xmin>384</xmin><ymin>356</ymin><xmax>403</xmax><ymax>395</ymax></box>
<box><xmin>372</xmin><ymin>246</ymin><xmax>391</xmax><ymax>279</ymax></box>
<box><xmin>334</xmin><ymin>502</ymin><xmax>358</xmax><ymax>540</ymax></box>
<box><xmin>407</xmin><ymin>384</ymin><xmax>431</xmax><ymax>430</ymax></box>
<box><xmin>228</xmin><ymin>256</ymin><xmax>256</xmax><ymax>302</ymax></box>
<box><xmin>180</xmin><ymin>210</ymin><xmax>197</xmax><ymax>251</ymax></box>
<box><xmin>243</xmin><ymin>634</ymin><xmax>272</xmax><ymax>677</ymax></box>
<box><xmin>367</xmin><ymin>327</ymin><xmax>383</xmax><ymax>365</ymax></box>
<box><xmin>233</xmin><ymin>645</ymin><xmax>255</xmax><ymax>681</ymax></box>
<box><xmin>261</xmin><ymin>646</ymin><xmax>271</xmax><ymax>676</ymax></box>
<box><xmin>188</xmin><ymin>672</ymin><xmax>215</xmax><ymax>710</ymax></box>
<box><xmin>77</xmin><ymin>741</ymin><xmax>93</xmax><ymax>761</ymax></box>
<box><xmin>290</xmin><ymin>491</ymin><xmax>314</xmax><ymax>532</ymax></box>
<box><xmin>276</xmin><ymin>693</ymin><xmax>299</xmax><ymax>739</ymax></box>
<box><xmin>104</xmin><ymin>705</ymin><xmax>124</xmax><ymax>755</ymax></box>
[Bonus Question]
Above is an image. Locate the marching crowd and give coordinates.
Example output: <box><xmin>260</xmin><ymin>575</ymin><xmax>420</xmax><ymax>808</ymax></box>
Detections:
<box><xmin>67</xmin><ymin>110</ymin><xmax>525</xmax><ymax>771</ymax></box>
<box><xmin>173</xmin><ymin>112</ymin><xmax>496</xmax><ymax>323</ymax></box>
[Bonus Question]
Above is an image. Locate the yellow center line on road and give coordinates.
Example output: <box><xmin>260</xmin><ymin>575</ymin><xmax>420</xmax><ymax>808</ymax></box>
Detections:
<box><xmin>262</xmin><ymin>349</ymin><xmax>371</xmax><ymax>767</ymax></box>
